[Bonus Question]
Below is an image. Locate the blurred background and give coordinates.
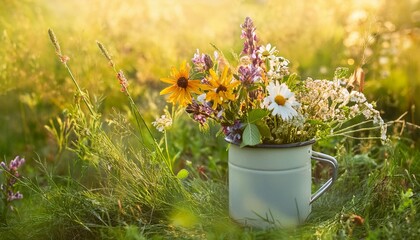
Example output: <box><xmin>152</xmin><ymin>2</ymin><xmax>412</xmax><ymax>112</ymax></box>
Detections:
<box><xmin>0</xmin><ymin>0</ymin><xmax>419</xmax><ymax>165</ymax></box>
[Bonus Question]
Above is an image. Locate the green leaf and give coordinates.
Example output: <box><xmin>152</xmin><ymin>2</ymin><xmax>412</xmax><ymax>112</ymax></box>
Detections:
<box><xmin>256</xmin><ymin>121</ymin><xmax>271</xmax><ymax>138</ymax></box>
<box><xmin>334</xmin><ymin>67</ymin><xmax>349</xmax><ymax>79</ymax></box>
<box><xmin>247</xmin><ymin>109</ymin><xmax>269</xmax><ymax>123</ymax></box>
<box><xmin>247</xmin><ymin>85</ymin><xmax>260</xmax><ymax>91</ymax></box>
<box><xmin>176</xmin><ymin>169</ymin><xmax>189</xmax><ymax>180</ymax></box>
<box><xmin>233</xmin><ymin>73</ymin><xmax>240</xmax><ymax>80</ymax></box>
<box><xmin>241</xmin><ymin>123</ymin><xmax>261</xmax><ymax>147</ymax></box>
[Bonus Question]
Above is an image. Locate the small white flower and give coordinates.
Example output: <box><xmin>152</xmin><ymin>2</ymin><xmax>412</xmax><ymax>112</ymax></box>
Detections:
<box><xmin>217</xmin><ymin>109</ymin><xmax>224</xmax><ymax>119</ymax></box>
<box><xmin>263</xmin><ymin>81</ymin><xmax>300</xmax><ymax>121</ymax></box>
<box><xmin>197</xmin><ymin>93</ymin><xmax>207</xmax><ymax>103</ymax></box>
<box><xmin>362</xmin><ymin>109</ymin><xmax>373</xmax><ymax>119</ymax></box>
<box><xmin>213</xmin><ymin>51</ymin><xmax>219</xmax><ymax>61</ymax></box>
<box><xmin>265</xmin><ymin>56</ymin><xmax>290</xmax><ymax>80</ymax></box>
<box><xmin>349</xmin><ymin>91</ymin><xmax>366</xmax><ymax>103</ymax></box>
<box><xmin>380</xmin><ymin>123</ymin><xmax>387</xmax><ymax>142</ymax></box>
<box><xmin>349</xmin><ymin>105</ymin><xmax>360</xmax><ymax>117</ymax></box>
<box><xmin>257</xmin><ymin>44</ymin><xmax>277</xmax><ymax>60</ymax></box>
<box><xmin>152</xmin><ymin>114</ymin><xmax>172</xmax><ymax>132</ymax></box>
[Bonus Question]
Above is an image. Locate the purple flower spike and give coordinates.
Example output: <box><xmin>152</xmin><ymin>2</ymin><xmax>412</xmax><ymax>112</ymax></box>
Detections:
<box><xmin>238</xmin><ymin>64</ymin><xmax>262</xmax><ymax>86</ymax></box>
<box><xmin>1</xmin><ymin>156</ymin><xmax>25</xmax><ymax>204</ymax></box>
<box><xmin>7</xmin><ymin>191</ymin><xmax>23</xmax><ymax>202</ymax></box>
<box><xmin>223</xmin><ymin>120</ymin><xmax>244</xmax><ymax>143</ymax></box>
<box><xmin>240</xmin><ymin>17</ymin><xmax>261</xmax><ymax>66</ymax></box>
<box><xmin>240</xmin><ymin>17</ymin><xmax>258</xmax><ymax>55</ymax></box>
<box><xmin>192</xmin><ymin>50</ymin><xmax>213</xmax><ymax>72</ymax></box>
<box><xmin>9</xmin><ymin>156</ymin><xmax>25</xmax><ymax>171</ymax></box>
<box><xmin>192</xmin><ymin>49</ymin><xmax>206</xmax><ymax>71</ymax></box>
<box><xmin>186</xmin><ymin>100</ymin><xmax>216</xmax><ymax>126</ymax></box>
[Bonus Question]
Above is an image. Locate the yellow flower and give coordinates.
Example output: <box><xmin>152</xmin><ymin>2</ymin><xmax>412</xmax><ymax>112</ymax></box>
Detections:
<box><xmin>160</xmin><ymin>61</ymin><xmax>204</xmax><ymax>106</ymax></box>
<box><xmin>206</xmin><ymin>67</ymin><xmax>239</xmax><ymax>109</ymax></box>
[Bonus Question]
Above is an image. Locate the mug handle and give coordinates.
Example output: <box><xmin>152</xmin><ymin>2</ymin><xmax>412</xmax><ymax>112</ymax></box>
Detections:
<box><xmin>310</xmin><ymin>151</ymin><xmax>339</xmax><ymax>204</ymax></box>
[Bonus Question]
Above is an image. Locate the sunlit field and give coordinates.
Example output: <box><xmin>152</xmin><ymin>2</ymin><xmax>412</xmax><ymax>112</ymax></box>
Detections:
<box><xmin>1</xmin><ymin>0</ymin><xmax>419</xmax><ymax>239</ymax></box>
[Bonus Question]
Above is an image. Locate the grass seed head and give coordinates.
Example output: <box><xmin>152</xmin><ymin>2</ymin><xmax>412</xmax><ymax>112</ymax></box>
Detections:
<box><xmin>48</xmin><ymin>29</ymin><xmax>62</xmax><ymax>56</ymax></box>
<box><xmin>97</xmin><ymin>41</ymin><xmax>115</xmax><ymax>67</ymax></box>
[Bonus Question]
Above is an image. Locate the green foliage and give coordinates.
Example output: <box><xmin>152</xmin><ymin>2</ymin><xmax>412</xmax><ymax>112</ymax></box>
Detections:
<box><xmin>247</xmin><ymin>109</ymin><xmax>269</xmax><ymax>124</ymax></box>
<box><xmin>0</xmin><ymin>0</ymin><xmax>419</xmax><ymax>239</ymax></box>
<box><xmin>334</xmin><ymin>67</ymin><xmax>350</xmax><ymax>80</ymax></box>
<box><xmin>241</xmin><ymin>124</ymin><xmax>261</xmax><ymax>147</ymax></box>
<box><xmin>239</xmin><ymin>109</ymin><xmax>270</xmax><ymax>146</ymax></box>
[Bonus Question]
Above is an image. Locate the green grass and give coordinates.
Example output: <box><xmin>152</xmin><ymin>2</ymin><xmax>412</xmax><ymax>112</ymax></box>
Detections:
<box><xmin>1</xmin><ymin>0</ymin><xmax>419</xmax><ymax>239</ymax></box>
<box><xmin>1</xmin><ymin>120</ymin><xmax>419</xmax><ymax>239</ymax></box>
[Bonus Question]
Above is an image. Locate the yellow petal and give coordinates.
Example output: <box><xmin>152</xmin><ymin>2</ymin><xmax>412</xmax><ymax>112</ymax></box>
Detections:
<box><xmin>179</xmin><ymin>61</ymin><xmax>189</xmax><ymax>77</ymax></box>
<box><xmin>170</xmin><ymin>66</ymin><xmax>179</xmax><ymax>77</ymax></box>
<box><xmin>220</xmin><ymin>67</ymin><xmax>230</xmax><ymax>84</ymax></box>
<box><xmin>160</xmin><ymin>85</ymin><xmax>177</xmax><ymax>95</ymax></box>
<box><xmin>172</xmin><ymin>91</ymin><xmax>180</xmax><ymax>100</ymax></box>
<box><xmin>177</xmin><ymin>89</ymin><xmax>191</xmax><ymax>106</ymax></box>
<box><xmin>187</xmin><ymin>81</ymin><xmax>205</xmax><ymax>93</ymax></box>
<box><xmin>161</xmin><ymin>77</ymin><xmax>176</xmax><ymax>84</ymax></box>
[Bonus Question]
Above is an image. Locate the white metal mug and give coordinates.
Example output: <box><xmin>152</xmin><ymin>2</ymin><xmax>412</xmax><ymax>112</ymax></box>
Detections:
<box><xmin>227</xmin><ymin>139</ymin><xmax>338</xmax><ymax>228</ymax></box>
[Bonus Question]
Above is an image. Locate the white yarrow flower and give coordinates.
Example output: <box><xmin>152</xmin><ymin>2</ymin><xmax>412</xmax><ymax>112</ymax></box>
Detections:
<box><xmin>152</xmin><ymin>114</ymin><xmax>172</xmax><ymax>132</ymax></box>
<box><xmin>263</xmin><ymin>81</ymin><xmax>300</xmax><ymax>121</ymax></box>
<box><xmin>380</xmin><ymin>123</ymin><xmax>387</xmax><ymax>142</ymax></box>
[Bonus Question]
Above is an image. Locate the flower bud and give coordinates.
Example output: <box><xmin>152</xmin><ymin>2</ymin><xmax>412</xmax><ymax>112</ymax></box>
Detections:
<box><xmin>203</xmin><ymin>54</ymin><xmax>213</xmax><ymax>70</ymax></box>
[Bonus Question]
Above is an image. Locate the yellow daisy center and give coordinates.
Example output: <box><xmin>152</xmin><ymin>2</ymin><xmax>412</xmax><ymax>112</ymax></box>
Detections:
<box><xmin>216</xmin><ymin>85</ymin><xmax>227</xmax><ymax>93</ymax></box>
<box><xmin>177</xmin><ymin>77</ymin><xmax>188</xmax><ymax>89</ymax></box>
<box><xmin>275</xmin><ymin>94</ymin><xmax>286</xmax><ymax>106</ymax></box>
<box><xmin>262</xmin><ymin>50</ymin><xmax>270</xmax><ymax>57</ymax></box>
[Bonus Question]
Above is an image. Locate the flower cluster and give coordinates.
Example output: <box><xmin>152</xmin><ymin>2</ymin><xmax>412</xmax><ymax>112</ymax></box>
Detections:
<box><xmin>158</xmin><ymin>17</ymin><xmax>387</xmax><ymax>146</ymax></box>
<box><xmin>1</xmin><ymin>156</ymin><xmax>25</xmax><ymax>203</ymax></box>
<box><xmin>152</xmin><ymin>110</ymin><xmax>173</xmax><ymax>132</ymax></box>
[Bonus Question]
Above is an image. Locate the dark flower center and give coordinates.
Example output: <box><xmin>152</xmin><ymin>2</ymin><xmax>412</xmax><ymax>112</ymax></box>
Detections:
<box><xmin>177</xmin><ymin>77</ymin><xmax>188</xmax><ymax>88</ymax></box>
<box><xmin>216</xmin><ymin>85</ymin><xmax>227</xmax><ymax>93</ymax></box>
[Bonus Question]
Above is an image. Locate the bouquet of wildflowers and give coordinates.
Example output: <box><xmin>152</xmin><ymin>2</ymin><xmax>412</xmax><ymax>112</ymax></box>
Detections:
<box><xmin>157</xmin><ymin>17</ymin><xmax>387</xmax><ymax>146</ymax></box>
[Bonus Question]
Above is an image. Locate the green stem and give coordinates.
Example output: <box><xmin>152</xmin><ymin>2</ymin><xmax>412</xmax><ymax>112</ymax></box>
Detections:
<box><xmin>96</xmin><ymin>42</ymin><xmax>172</xmax><ymax>172</ymax></box>
<box><xmin>274</xmin><ymin>115</ymin><xmax>278</xmax><ymax>130</ymax></box>
<box><xmin>127</xmin><ymin>92</ymin><xmax>155</xmax><ymax>142</ymax></box>
<box><xmin>329</xmin><ymin>134</ymin><xmax>383</xmax><ymax>140</ymax></box>
<box><xmin>164</xmin><ymin>131</ymin><xmax>172</xmax><ymax>171</ymax></box>
<box><xmin>334</xmin><ymin>125</ymin><xmax>381</xmax><ymax>135</ymax></box>
<box><xmin>332</xmin><ymin>119</ymin><xmax>375</xmax><ymax>134</ymax></box>
<box><xmin>64</xmin><ymin>63</ymin><xmax>95</xmax><ymax>116</ymax></box>
<box><xmin>108</xmin><ymin>64</ymin><xmax>157</xmax><ymax>146</ymax></box>
<box><xmin>121</xmin><ymin>78</ymin><xmax>171</xmax><ymax>173</ymax></box>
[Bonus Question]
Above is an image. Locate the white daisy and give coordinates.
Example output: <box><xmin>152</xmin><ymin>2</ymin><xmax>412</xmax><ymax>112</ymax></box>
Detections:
<box><xmin>257</xmin><ymin>43</ymin><xmax>277</xmax><ymax>60</ymax></box>
<box><xmin>263</xmin><ymin>81</ymin><xmax>300</xmax><ymax>121</ymax></box>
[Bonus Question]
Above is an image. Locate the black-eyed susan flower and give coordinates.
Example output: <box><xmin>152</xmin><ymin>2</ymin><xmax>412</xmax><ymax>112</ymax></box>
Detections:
<box><xmin>205</xmin><ymin>68</ymin><xmax>239</xmax><ymax>109</ymax></box>
<box><xmin>160</xmin><ymin>61</ymin><xmax>205</xmax><ymax>106</ymax></box>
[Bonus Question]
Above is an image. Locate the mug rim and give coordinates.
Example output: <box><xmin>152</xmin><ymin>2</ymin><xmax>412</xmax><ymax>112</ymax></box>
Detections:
<box><xmin>225</xmin><ymin>138</ymin><xmax>316</xmax><ymax>149</ymax></box>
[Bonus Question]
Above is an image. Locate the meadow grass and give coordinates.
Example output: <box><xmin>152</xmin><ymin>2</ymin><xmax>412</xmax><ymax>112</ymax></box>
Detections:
<box><xmin>1</xmin><ymin>0</ymin><xmax>419</xmax><ymax>239</ymax></box>
<box><xmin>1</xmin><ymin>104</ymin><xmax>419</xmax><ymax>239</ymax></box>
